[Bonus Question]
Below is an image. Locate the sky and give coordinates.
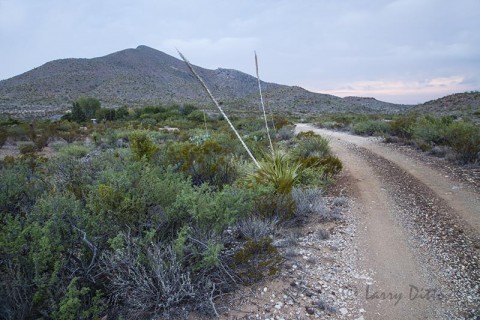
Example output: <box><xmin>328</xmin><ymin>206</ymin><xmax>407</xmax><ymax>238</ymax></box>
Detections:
<box><xmin>0</xmin><ymin>0</ymin><xmax>479</xmax><ymax>104</ymax></box>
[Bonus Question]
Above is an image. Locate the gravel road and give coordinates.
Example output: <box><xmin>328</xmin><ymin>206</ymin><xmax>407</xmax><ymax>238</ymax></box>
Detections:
<box><xmin>296</xmin><ymin>124</ymin><xmax>480</xmax><ymax>319</ymax></box>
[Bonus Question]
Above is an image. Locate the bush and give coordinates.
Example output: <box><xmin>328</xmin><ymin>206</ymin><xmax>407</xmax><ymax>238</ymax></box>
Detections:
<box><xmin>412</xmin><ymin>116</ymin><xmax>452</xmax><ymax>145</ymax></box>
<box><xmin>389</xmin><ymin>114</ymin><xmax>417</xmax><ymax>139</ymax></box>
<box><xmin>352</xmin><ymin>120</ymin><xmax>390</xmax><ymax>136</ymax></box>
<box><xmin>129</xmin><ymin>131</ymin><xmax>159</xmax><ymax>161</ymax></box>
<box><xmin>58</xmin><ymin>144</ymin><xmax>90</xmax><ymax>158</ymax></box>
<box><xmin>0</xmin><ymin>128</ymin><xmax>8</xmax><ymax>148</ymax></box>
<box><xmin>233</xmin><ymin>238</ymin><xmax>282</xmax><ymax>284</ymax></box>
<box><xmin>162</xmin><ymin>140</ymin><xmax>237</xmax><ymax>188</ymax></box>
<box><xmin>236</xmin><ymin>216</ymin><xmax>277</xmax><ymax>241</ymax></box>
<box><xmin>445</xmin><ymin>121</ymin><xmax>480</xmax><ymax>163</ymax></box>
<box><xmin>292</xmin><ymin>132</ymin><xmax>330</xmax><ymax>159</ymax></box>
<box><xmin>18</xmin><ymin>141</ymin><xmax>36</xmax><ymax>154</ymax></box>
<box><xmin>101</xmin><ymin>239</ymin><xmax>196</xmax><ymax>317</ymax></box>
<box><xmin>291</xmin><ymin>187</ymin><xmax>326</xmax><ymax>217</ymax></box>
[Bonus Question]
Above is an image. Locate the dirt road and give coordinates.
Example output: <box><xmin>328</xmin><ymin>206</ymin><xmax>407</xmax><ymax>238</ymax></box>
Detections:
<box><xmin>296</xmin><ymin>124</ymin><xmax>480</xmax><ymax>319</ymax></box>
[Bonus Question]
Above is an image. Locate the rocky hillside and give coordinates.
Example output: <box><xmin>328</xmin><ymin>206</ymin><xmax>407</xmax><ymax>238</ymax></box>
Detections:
<box><xmin>412</xmin><ymin>92</ymin><xmax>480</xmax><ymax>120</ymax></box>
<box><xmin>0</xmin><ymin>45</ymin><xmax>412</xmax><ymax>117</ymax></box>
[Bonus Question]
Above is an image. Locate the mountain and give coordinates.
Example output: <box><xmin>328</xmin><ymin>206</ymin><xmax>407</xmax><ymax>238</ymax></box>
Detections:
<box><xmin>412</xmin><ymin>92</ymin><xmax>480</xmax><ymax>120</ymax></box>
<box><xmin>0</xmin><ymin>45</ymin><xmax>412</xmax><ymax>117</ymax></box>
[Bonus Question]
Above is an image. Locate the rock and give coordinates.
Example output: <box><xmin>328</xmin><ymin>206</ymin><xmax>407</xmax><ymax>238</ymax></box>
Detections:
<box><xmin>305</xmin><ymin>307</ymin><xmax>315</xmax><ymax>315</ymax></box>
<box><xmin>340</xmin><ymin>307</ymin><xmax>348</xmax><ymax>315</ymax></box>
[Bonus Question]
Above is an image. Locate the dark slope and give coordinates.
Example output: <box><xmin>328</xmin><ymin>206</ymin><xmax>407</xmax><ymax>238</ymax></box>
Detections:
<box><xmin>0</xmin><ymin>45</ymin><xmax>412</xmax><ymax>117</ymax></box>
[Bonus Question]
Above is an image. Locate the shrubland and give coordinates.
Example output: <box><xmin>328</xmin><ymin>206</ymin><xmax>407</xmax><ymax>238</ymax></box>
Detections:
<box><xmin>0</xmin><ymin>98</ymin><xmax>341</xmax><ymax>318</ymax></box>
<box><xmin>314</xmin><ymin>113</ymin><xmax>480</xmax><ymax>164</ymax></box>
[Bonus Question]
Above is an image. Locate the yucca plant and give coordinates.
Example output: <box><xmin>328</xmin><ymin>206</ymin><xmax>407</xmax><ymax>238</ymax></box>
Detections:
<box><xmin>253</xmin><ymin>150</ymin><xmax>302</xmax><ymax>194</ymax></box>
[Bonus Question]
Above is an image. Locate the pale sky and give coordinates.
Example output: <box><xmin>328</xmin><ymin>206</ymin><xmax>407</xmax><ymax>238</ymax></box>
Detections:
<box><xmin>0</xmin><ymin>0</ymin><xmax>479</xmax><ymax>104</ymax></box>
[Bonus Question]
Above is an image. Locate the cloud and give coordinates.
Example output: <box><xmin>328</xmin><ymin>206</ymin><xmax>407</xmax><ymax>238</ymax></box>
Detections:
<box><xmin>317</xmin><ymin>76</ymin><xmax>471</xmax><ymax>104</ymax></box>
<box><xmin>160</xmin><ymin>37</ymin><xmax>260</xmax><ymax>72</ymax></box>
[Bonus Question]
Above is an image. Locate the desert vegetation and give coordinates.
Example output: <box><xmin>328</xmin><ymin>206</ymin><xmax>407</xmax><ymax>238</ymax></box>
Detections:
<box><xmin>314</xmin><ymin>113</ymin><xmax>480</xmax><ymax>164</ymax></box>
<box><xmin>0</xmin><ymin>88</ymin><xmax>343</xmax><ymax>319</ymax></box>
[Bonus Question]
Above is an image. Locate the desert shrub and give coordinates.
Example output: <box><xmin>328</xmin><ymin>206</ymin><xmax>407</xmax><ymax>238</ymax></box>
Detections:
<box><xmin>318</xmin><ymin>121</ymin><xmax>342</xmax><ymax>130</ymax></box>
<box><xmin>53</xmin><ymin>277</ymin><xmax>105</xmax><ymax>320</ymax></box>
<box><xmin>162</xmin><ymin>140</ymin><xmax>237</xmax><ymax>188</ymax></box>
<box><xmin>101</xmin><ymin>239</ymin><xmax>196</xmax><ymax>317</ymax></box>
<box><xmin>100</xmin><ymin>232</ymin><xmax>234</xmax><ymax>318</ymax></box>
<box><xmin>276</xmin><ymin>126</ymin><xmax>295</xmax><ymax>141</ymax></box>
<box><xmin>48</xmin><ymin>152</ymin><xmax>101</xmax><ymax>200</ymax></box>
<box><xmin>233</xmin><ymin>238</ymin><xmax>282</xmax><ymax>284</ymax></box>
<box><xmin>412</xmin><ymin>116</ymin><xmax>452</xmax><ymax>145</ymax></box>
<box><xmin>297</xmin><ymin>166</ymin><xmax>331</xmax><ymax>188</ymax></box>
<box><xmin>291</xmin><ymin>187</ymin><xmax>326</xmax><ymax>217</ymax></box>
<box><xmin>254</xmin><ymin>191</ymin><xmax>295</xmax><ymax>221</ymax></box>
<box><xmin>169</xmin><ymin>184</ymin><xmax>252</xmax><ymax>234</ymax></box>
<box><xmin>57</xmin><ymin>144</ymin><xmax>90</xmax><ymax>158</ymax></box>
<box><xmin>6</xmin><ymin>125</ymin><xmax>27</xmax><ymax>140</ymax></box>
<box><xmin>129</xmin><ymin>130</ymin><xmax>159</xmax><ymax>161</ymax></box>
<box><xmin>270</xmin><ymin>115</ymin><xmax>290</xmax><ymax>129</ymax></box>
<box><xmin>320</xmin><ymin>207</ymin><xmax>343</xmax><ymax>221</ymax></box>
<box><xmin>389</xmin><ymin>113</ymin><xmax>417</xmax><ymax>139</ymax></box>
<box><xmin>0</xmin><ymin>193</ymin><xmax>101</xmax><ymax>319</ymax></box>
<box><xmin>17</xmin><ymin>141</ymin><xmax>36</xmax><ymax>154</ymax></box>
<box><xmin>299</xmin><ymin>155</ymin><xmax>342</xmax><ymax>177</ymax></box>
<box><xmin>333</xmin><ymin>196</ymin><xmax>348</xmax><ymax>207</ymax></box>
<box><xmin>292</xmin><ymin>133</ymin><xmax>330</xmax><ymax>159</ymax></box>
<box><xmin>235</xmin><ymin>216</ymin><xmax>277</xmax><ymax>241</ymax></box>
<box><xmin>139</xmin><ymin>117</ymin><xmax>157</xmax><ymax>127</ymax></box>
<box><xmin>187</xmin><ymin>110</ymin><xmax>206</xmax><ymax>122</ymax></box>
<box><xmin>352</xmin><ymin>120</ymin><xmax>389</xmax><ymax>136</ymax></box>
<box><xmin>445</xmin><ymin>121</ymin><xmax>480</xmax><ymax>163</ymax></box>
<box><xmin>55</xmin><ymin>121</ymin><xmax>82</xmax><ymax>143</ymax></box>
<box><xmin>0</xmin><ymin>158</ymin><xmax>47</xmax><ymax>214</ymax></box>
<box><xmin>0</xmin><ymin>128</ymin><xmax>7</xmax><ymax>148</ymax></box>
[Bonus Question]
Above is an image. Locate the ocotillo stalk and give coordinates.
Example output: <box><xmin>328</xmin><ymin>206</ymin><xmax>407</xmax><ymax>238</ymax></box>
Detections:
<box><xmin>177</xmin><ymin>49</ymin><xmax>261</xmax><ymax>169</ymax></box>
<box><xmin>255</xmin><ymin>51</ymin><xmax>274</xmax><ymax>155</ymax></box>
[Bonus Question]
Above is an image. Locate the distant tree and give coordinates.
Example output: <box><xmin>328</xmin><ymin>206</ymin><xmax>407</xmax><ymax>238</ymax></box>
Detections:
<box><xmin>70</xmin><ymin>97</ymin><xmax>101</xmax><ymax>122</ymax></box>
<box><xmin>116</xmin><ymin>106</ymin><xmax>129</xmax><ymax>119</ymax></box>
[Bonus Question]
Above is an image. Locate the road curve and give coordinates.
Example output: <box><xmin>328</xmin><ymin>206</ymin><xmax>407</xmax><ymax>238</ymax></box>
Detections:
<box><xmin>296</xmin><ymin>124</ymin><xmax>480</xmax><ymax>319</ymax></box>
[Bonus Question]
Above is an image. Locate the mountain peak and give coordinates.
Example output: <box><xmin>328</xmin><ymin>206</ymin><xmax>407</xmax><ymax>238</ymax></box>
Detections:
<box><xmin>135</xmin><ymin>45</ymin><xmax>157</xmax><ymax>52</ymax></box>
<box><xmin>0</xmin><ymin>46</ymin><xmax>413</xmax><ymax>117</ymax></box>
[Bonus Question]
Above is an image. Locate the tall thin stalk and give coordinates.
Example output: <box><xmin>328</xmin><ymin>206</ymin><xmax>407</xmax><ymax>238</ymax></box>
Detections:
<box><xmin>255</xmin><ymin>51</ymin><xmax>274</xmax><ymax>155</ymax></box>
<box><xmin>177</xmin><ymin>49</ymin><xmax>261</xmax><ymax>169</ymax></box>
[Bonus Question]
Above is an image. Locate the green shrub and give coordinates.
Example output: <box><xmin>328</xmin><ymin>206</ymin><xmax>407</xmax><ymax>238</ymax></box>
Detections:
<box><xmin>169</xmin><ymin>184</ymin><xmax>252</xmax><ymax>234</ymax></box>
<box><xmin>389</xmin><ymin>114</ymin><xmax>417</xmax><ymax>139</ymax></box>
<box><xmin>163</xmin><ymin>140</ymin><xmax>237</xmax><ymax>188</ymax></box>
<box><xmin>445</xmin><ymin>121</ymin><xmax>480</xmax><ymax>163</ymax></box>
<box><xmin>233</xmin><ymin>238</ymin><xmax>282</xmax><ymax>284</ymax></box>
<box><xmin>300</xmin><ymin>155</ymin><xmax>342</xmax><ymax>177</ymax></box>
<box><xmin>412</xmin><ymin>116</ymin><xmax>452</xmax><ymax>145</ymax></box>
<box><xmin>18</xmin><ymin>141</ymin><xmax>37</xmax><ymax>154</ymax></box>
<box><xmin>352</xmin><ymin>120</ymin><xmax>390</xmax><ymax>136</ymax></box>
<box><xmin>0</xmin><ymin>127</ymin><xmax>8</xmax><ymax>148</ymax></box>
<box><xmin>58</xmin><ymin>144</ymin><xmax>90</xmax><ymax>158</ymax></box>
<box><xmin>129</xmin><ymin>130</ymin><xmax>159</xmax><ymax>161</ymax></box>
<box><xmin>292</xmin><ymin>132</ymin><xmax>330</xmax><ymax>159</ymax></box>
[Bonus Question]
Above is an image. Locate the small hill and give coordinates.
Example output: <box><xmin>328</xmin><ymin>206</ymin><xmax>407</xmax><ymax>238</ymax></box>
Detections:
<box><xmin>412</xmin><ymin>92</ymin><xmax>480</xmax><ymax>120</ymax></box>
<box><xmin>0</xmin><ymin>45</ymin><xmax>413</xmax><ymax>117</ymax></box>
